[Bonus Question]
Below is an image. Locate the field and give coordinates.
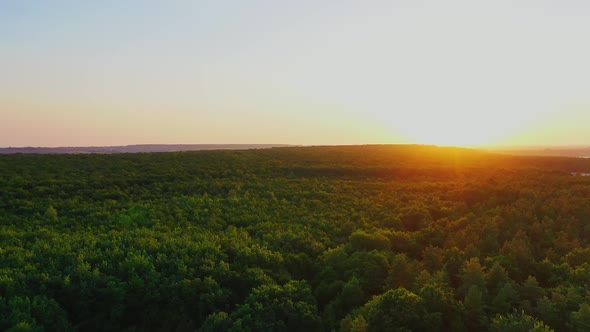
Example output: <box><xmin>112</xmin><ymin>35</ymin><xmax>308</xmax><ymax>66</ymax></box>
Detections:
<box><xmin>2</xmin><ymin>145</ymin><xmax>590</xmax><ymax>331</ymax></box>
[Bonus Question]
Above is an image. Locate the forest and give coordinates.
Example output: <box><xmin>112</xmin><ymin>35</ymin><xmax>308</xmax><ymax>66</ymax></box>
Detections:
<box><xmin>2</xmin><ymin>145</ymin><xmax>590</xmax><ymax>332</ymax></box>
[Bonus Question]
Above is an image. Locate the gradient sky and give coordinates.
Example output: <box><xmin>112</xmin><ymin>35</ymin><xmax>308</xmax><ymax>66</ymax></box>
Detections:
<box><xmin>2</xmin><ymin>1</ymin><xmax>590</xmax><ymax>147</ymax></box>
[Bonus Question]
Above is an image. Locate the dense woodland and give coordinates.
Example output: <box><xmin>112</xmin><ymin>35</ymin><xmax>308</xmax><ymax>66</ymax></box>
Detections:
<box><xmin>2</xmin><ymin>145</ymin><xmax>590</xmax><ymax>331</ymax></box>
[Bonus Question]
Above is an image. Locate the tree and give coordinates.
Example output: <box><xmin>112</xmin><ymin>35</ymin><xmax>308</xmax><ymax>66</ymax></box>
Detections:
<box><xmin>520</xmin><ymin>276</ymin><xmax>544</xmax><ymax>307</ymax></box>
<box><xmin>340</xmin><ymin>315</ymin><xmax>368</xmax><ymax>332</ymax></box>
<box><xmin>490</xmin><ymin>311</ymin><xmax>554</xmax><ymax>332</ymax></box>
<box><xmin>44</xmin><ymin>205</ymin><xmax>58</xmax><ymax>222</ymax></box>
<box><xmin>225</xmin><ymin>281</ymin><xmax>320</xmax><ymax>331</ymax></box>
<box><xmin>199</xmin><ymin>312</ymin><xmax>231</xmax><ymax>332</ymax></box>
<box><xmin>363</xmin><ymin>288</ymin><xmax>441</xmax><ymax>332</ymax></box>
<box><xmin>463</xmin><ymin>286</ymin><xmax>487</xmax><ymax>331</ymax></box>
<box><xmin>419</xmin><ymin>285</ymin><xmax>463</xmax><ymax>331</ymax></box>
<box><xmin>348</xmin><ymin>230</ymin><xmax>390</xmax><ymax>252</ymax></box>
<box><xmin>385</xmin><ymin>254</ymin><xmax>419</xmax><ymax>290</ymax></box>
<box><xmin>486</xmin><ymin>262</ymin><xmax>510</xmax><ymax>296</ymax></box>
<box><xmin>490</xmin><ymin>282</ymin><xmax>519</xmax><ymax>315</ymax></box>
<box><xmin>6</xmin><ymin>322</ymin><xmax>41</xmax><ymax>332</ymax></box>
<box><xmin>458</xmin><ymin>258</ymin><xmax>486</xmax><ymax>298</ymax></box>
<box><xmin>568</xmin><ymin>303</ymin><xmax>590</xmax><ymax>332</ymax></box>
<box><xmin>340</xmin><ymin>276</ymin><xmax>365</xmax><ymax>310</ymax></box>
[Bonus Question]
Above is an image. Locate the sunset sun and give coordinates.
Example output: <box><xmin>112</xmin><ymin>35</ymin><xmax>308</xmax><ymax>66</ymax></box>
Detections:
<box><xmin>378</xmin><ymin>108</ymin><xmax>533</xmax><ymax>147</ymax></box>
<box><xmin>403</xmin><ymin>124</ymin><xmax>502</xmax><ymax>147</ymax></box>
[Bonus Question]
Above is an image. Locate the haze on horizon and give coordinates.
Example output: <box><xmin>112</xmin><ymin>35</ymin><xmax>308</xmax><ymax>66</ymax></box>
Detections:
<box><xmin>2</xmin><ymin>1</ymin><xmax>590</xmax><ymax>148</ymax></box>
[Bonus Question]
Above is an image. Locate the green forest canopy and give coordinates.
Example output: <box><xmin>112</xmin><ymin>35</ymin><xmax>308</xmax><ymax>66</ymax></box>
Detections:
<box><xmin>1</xmin><ymin>145</ymin><xmax>590</xmax><ymax>331</ymax></box>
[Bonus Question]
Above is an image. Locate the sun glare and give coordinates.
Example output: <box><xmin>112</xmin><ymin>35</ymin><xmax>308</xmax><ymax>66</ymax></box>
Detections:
<box><xmin>403</xmin><ymin>127</ymin><xmax>502</xmax><ymax>147</ymax></box>
<box><xmin>387</xmin><ymin>111</ymin><xmax>529</xmax><ymax>147</ymax></box>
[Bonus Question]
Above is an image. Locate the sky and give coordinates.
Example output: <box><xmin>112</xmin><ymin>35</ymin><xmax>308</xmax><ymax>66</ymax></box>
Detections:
<box><xmin>2</xmin><ymin>0</ymin><xmax>590</xmax><ymax>147</ymax></box>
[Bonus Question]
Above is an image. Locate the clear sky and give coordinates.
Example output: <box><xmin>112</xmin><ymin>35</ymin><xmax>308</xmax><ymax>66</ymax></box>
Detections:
<box><xmin>2</xmin><ymin>0</ymin><xmax>590</xmax><ymax>147</ymax></box>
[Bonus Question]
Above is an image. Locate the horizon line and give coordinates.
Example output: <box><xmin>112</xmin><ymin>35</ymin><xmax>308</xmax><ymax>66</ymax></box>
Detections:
<box><xmin>2</xmin><ymin>143</ymin><xmax>590</xmax><ymax>150</ymax></box>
